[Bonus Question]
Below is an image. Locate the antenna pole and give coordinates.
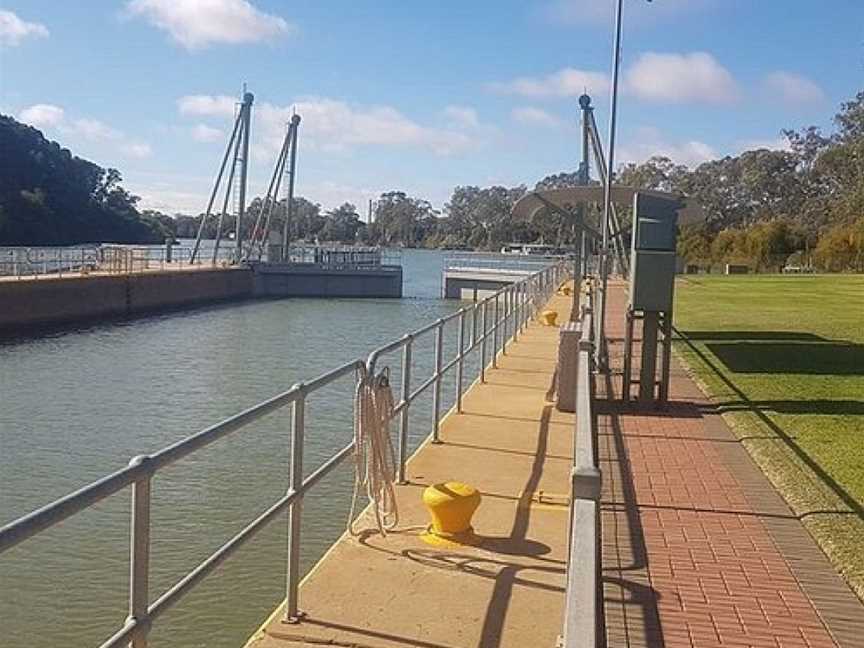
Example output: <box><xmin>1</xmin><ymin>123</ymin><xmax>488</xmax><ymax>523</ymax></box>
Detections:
<box><xmin>598</xmin><ymin>0</ymin><xmax>624</xmax><ymax>366</ymax></box>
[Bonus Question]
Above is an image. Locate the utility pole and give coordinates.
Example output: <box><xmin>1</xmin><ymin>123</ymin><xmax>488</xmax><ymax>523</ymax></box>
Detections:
<box><xmin>598</xmin><ymin>0</ymin><xmax>624</xmax><ymax>366</ymax></box>
<box><xmin>235</xmin><ymin>92</ymin><xmax>254</xmax><ymax>261</ymax></box>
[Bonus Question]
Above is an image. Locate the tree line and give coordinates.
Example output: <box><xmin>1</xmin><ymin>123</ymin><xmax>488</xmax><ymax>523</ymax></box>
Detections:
<box><xmin>2</xmin><ymin>90</ymin><xmax>862</xmax><ymax>271</ymax></box>
<box><xmin>0</xmin><ymin>116</ymin><xmax>171</xmax><ymax>246</ymax></box>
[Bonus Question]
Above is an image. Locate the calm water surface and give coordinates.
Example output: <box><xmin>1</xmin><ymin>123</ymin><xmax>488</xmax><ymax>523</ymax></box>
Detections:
<box><xmin>0</xmin><ymin>249</ymin><xmax>482</xmax><ymax>647</ymax></box>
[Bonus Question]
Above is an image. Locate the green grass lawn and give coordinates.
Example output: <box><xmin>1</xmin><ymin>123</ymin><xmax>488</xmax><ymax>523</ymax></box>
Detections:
<box><xmin>673</xmin><ymin>274</ymin><xmax>864</xmax><ymax>601</ymax></box>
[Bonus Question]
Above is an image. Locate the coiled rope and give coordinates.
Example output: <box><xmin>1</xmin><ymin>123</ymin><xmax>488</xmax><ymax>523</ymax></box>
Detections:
<box><xmin>348</xmin><ymin>367</ymin><xmax>399</xmax><ymax>536</ymax></box>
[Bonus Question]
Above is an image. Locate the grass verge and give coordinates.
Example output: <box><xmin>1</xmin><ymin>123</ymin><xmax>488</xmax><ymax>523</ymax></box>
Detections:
<box><xmin>673</xmin><ymin>274</ymin><xmax>864</xmax><ymax>601</ymax></box>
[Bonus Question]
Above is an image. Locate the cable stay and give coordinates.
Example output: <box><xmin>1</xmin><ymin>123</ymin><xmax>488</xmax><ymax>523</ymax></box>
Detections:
<box><xmin>586</xmin><ymin>111</ymin><xmax>630</xmax><ymax>278</ymax></box>
<box><xmin>244</xmin><ymin>114</ymin><xmax>301</xmax><ymax>263</ymax></box>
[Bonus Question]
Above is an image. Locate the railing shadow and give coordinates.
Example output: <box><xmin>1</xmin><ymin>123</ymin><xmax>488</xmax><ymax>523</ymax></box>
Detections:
<box><xmin>596</xmin><ymin>368</ymin><xmax>664</xmax><ymax>648</ymax></box>
<box><xmin>675</xmin><ymin>328</ymin><xmax>864</xmax><ymax>521</ymax></box>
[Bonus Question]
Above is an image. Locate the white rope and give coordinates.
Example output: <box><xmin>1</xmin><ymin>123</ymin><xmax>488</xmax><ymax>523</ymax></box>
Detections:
<box><xmin>348</xmin><ymin>368</ymin><xmax>399</xmax><ymax>536</ymax></box>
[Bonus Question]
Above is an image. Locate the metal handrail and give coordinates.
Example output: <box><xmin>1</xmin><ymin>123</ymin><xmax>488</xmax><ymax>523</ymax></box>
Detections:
<box><xmin>0</xmin><ymin>260</ymin><xmax>570</xmax><ymax>648</ymax></box>
<box><xmin>0</xmin><ymin>245</ymin><xmax>240</xmax><ymax>279</ymax></box>
<box><xmin>561</xmin><ymin>295</ymin><xmax>602</xmax><ymax>648</ymax></box>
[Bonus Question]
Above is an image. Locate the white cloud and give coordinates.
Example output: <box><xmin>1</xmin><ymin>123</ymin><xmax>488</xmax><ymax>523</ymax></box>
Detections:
<box><xmin>19</xmin><ymin>104</ymin><xmax>65</xmax><ymax>128</ymax></box>
<box><xmin>178</xmin><ymin>94</ymin><xmax>238</xmax><ymax>117</ymax></box>
<box><xmin>625</xmin><ymin>52</ymin><xmax>739</xmax><ymax>104</ymax></box>
<box><xmin>72</xmin><ymin>118</ymin><xmax>121</xmax><ymax>141</ymax></box>
<box><xmin>737</xmin><ymin>137</ymin><xmax>791</xmax><ymax>153</ymax></box>
<box><xmin>511</xmin><ymin>107</ymin><xmax>564</xmax><ymax>128</ymax></box>
<box><xmin>122</xmin><ymin>142</ymin><xmax>154</xmax><ymax>158</ymax></box>
<box><xmin>126</xmin><ymin>0</ymin><xmax>293</xmax><ymax>50</ymax></box>
<box><xmin>177</xmin><ymin>94</ymin><xmax>476</xmax><ymax>156</ymax></box>
<box><xmin>764</xmin><ymin>72</ymin><xmax>825</xmax><ymax>105</ymax></box>
<box><xmin>489</xmin><ymin>67</ymin><xmax>609</xmax><ymax>98</ymax></box>
<box><xmin>191</xmin><ymin>123</ymin><xmax>225</xmax><ymax>142</ymax></box>
<box><xmin>174</xmin><ymin>96</ymin><xmax>472</xmax><ymax>157</ymax></box>
<box><xmin>0</xmin><ymin>9</ymin><xmax>49</xmax><ymax>46</ymax></box>
<box><xmin>17</xmin><ymin>103</ymin><xmax>153</xmax><ymax>160</ymax></box>
<box><xmin>135</xmin><ymin>185</ymin><xmax>209</xmax><ymax>214</ymax></box>
<box><xmin>443</xmin><ymin>105</ymin><xmax>479</xmax><ymax>128</ymax></box>
<box><xmin>618</xmin><ymin>126</ymin><xmax>718</xmax><ymax>168</ymax></box>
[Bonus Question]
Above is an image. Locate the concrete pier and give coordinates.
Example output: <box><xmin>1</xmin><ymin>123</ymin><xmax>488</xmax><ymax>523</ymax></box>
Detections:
<box><xmin>254</xmin><ymin>262</ymin><xmax>402</xmax><ymax>298</ymax></box>
<box><xmin>442</xmin><ymin>267</ymin><xmax>534</xmax><ymax>299</ymax></box>
<box><xmin>0</xmin><ymin>266</ymin><xmax>253</xmax><ymax>330</ymax></box>
<box><xmin>0</xmin><ymin>262</ymin><xmax>403</xmax><ymax>331</ymax></box>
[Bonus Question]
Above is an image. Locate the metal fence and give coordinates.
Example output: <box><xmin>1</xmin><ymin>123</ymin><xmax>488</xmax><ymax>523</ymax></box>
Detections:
<box><xmin>274</xmin><ymin>245</ymin><xmax>402</xmax><ymax>268</ymax></box>
<box><xmin>0</xmin><ymin>245</ymin><xmax>237</xmax><ymax>279</ymax></box>
<box><xmin>0</xmin><ymin>260</ymin><xmax>569</xmax><ymax>648</ymax></box>
<box><xmin>561</xmin><ymin>283</ymin><xmax>602</xmax><ymax>648</ymax></box>
<box><xmin>444</xmin><ymin>251</ymin><xmax>559</xmax><ymax>274</ymax></box>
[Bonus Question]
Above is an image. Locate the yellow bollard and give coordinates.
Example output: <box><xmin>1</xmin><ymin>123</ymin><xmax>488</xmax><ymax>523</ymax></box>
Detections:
<box><xmin>540</xmin><ymin>310</ymin><xmax>558</xmax><ymax>326</ymax></box>
<box><xmin>421</xmin><ymin>482</ymin><xmax>481</xmax><ymax>546</ymax></box>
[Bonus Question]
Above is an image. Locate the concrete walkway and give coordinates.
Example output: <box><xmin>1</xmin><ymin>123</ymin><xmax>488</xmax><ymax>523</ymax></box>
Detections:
<box><xmin>600</xmin><ymin>280</ymin><xmax>863</xmax><ymax>648</ymax></box>
<box><xmin>247</xmin><ymin>287</ymin><xmax>578</xmax><ymax>648</ymax></box>
<box><xmin>244</xmin><ymin>278</ymin><xmax>862</xmax><ymax>648</ymax></box>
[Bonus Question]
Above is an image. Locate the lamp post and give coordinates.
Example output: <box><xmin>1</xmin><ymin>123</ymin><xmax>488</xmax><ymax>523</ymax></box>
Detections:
<box><xmin>597</xmin><ymin>0</ymin><xmax>625</xmax><ymax>367</ymax></box>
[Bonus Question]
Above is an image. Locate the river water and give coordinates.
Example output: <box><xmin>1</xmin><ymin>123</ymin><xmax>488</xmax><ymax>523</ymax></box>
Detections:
<box><xmin>0</xmin><ymin>249</ymin><xmax>483</xmax><ymax>648</ymax></box>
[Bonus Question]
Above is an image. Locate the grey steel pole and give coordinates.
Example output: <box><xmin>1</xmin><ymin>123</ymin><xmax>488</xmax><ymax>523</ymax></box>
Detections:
<box><xmin>285</xmin><ymin>387</ymin><xmax>305</xmax><ymax>623</ymax></box>
<box><xmin>492</xmin><ymin>293</ymin><xmax>499</xmax><ymax>369</ymax></box>
<box><xmin>282</xmin><ymin>114</ymin><xmax>301</xmax><ymax>261</ymax></box>
<box><xmin>599</xmin><ymin>0</ymin><xmax>624</xmax><ymax>366</ymax></box>
<box><xmin>128</xmin><ymin>456</ymin><xmax>151</xmax><ymax>648</ymax></box>
<box><xmin>480</xmin><ymin>302</ymin><xmax>488</xmax><ymax>384</ymax></box>
<box><xmin>513</xmin><ymin>284</ymin><xmax>520</xmax><ymax>341</ymax></box>
<box><xmin>502</xmin><ymin>288</ymin><xmax>510</xmax><ymax>355</ymax></box>
<box><xmin>398</xmin><ymin>337</ymin><xmax>412</xmax><ymax>482</ymax></box>
<box><xmin>456</xmin><ymin>311</ymin><xmax>465</xmax><ymax>414</ymax></box>
<box><xmin>235</xmin><ymin>92</ymin><xmax>254</xmax><ymax>262</ymax></box>
<box><xmin>432</xmin><ymin>321</ymin><xmax>444</xmax><ymax>443</ymax></box>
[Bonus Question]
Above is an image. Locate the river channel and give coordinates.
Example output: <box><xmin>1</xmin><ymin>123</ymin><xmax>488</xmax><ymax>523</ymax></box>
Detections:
<box><xmin>0</xmin><ymin>248</ymin><xmax>484</xmax><ymax>647</ymax></box>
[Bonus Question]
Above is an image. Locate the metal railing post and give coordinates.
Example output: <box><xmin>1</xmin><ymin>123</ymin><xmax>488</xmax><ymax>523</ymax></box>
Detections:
<box><xmin>432</xmin><ymin>320</ymin><xmax>444</xmax><ymax>444</ymax></box>
<box><xmin>284</xmin><ymin>386</ymin><xmax>305</xmax><ymax>623</ymax></box>
<box><xmin>471</xmin><ymin>302</ymin><xmax>478</xmax><ymax>348</ymax></box>
<box><xmin>455</xmin><ymin>311</ymin><xmax>465</xmax><ymax>414</ymax></box>
<box><xmin>519</xmin><ymin>281</ymin><xmax>526</xmax><ymax>332</ymax></box>
<box><xmin>502</xmin><ymin>288</ymin><xmax>510</xmax><ymax>355</ymax></box>
<box><xmin>128</xmin><ymin>455</ymin><xmax>152</xmax><ymax>648</ymax></box>
<box><xmin>398</xmin><ymin>336</ymin><xmax>412</xmax><ymax>483</ymax></box>
<box><xmin>480</xmin><ymin>301</ymin><xmax>488</xmax><ymax>383</ymax></box>
<box><xmin>492</xmin><ymin>293</ymin><xmax>500</xmax><ymax>369</ymax></box>
<box><xmin>513</xmin><ymin>283</ymin><xmax>520</xmax><ymax>342</ymax></box>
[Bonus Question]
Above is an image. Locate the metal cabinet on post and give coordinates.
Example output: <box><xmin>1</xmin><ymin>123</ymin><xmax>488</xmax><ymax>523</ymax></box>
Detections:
<box><xmin>623</xmin><ymin>192</ymin><xmax>679</xmax><ymax>404</ymax></box>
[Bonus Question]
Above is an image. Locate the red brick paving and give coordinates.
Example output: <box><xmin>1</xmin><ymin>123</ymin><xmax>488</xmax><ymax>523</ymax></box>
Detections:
<box><xmin>598</xmin><ymin>281</ymin><xmax>861</xmax><ymax>648</ymax></box>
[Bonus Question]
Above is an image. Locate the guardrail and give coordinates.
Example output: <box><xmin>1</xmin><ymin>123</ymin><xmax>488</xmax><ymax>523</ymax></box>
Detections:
<box><xmin>276</xmin><ymin>245</ymin><xmax>402</xmax><ymax>268</ymax></box>
<box><xmin>0</xmin><ymin>245</ymin><xmax>237</xmax><ymax>279</ymax></box>
<box><xmin>0</xmin><ymin>259</ymin><xmax>570</xmax><ymax>648</ymax></box>
<box><xmin>444</xmin><ymin>252</ymin><xmax>558</xmax><ymax>274</ymax></box>
<box><xmin>561</xmin><ymin>289</ymin><xmax>602</xmax><ymax>648</ymax></box>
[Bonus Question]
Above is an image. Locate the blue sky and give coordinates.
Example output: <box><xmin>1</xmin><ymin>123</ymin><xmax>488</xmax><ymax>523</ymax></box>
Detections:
<box><xmin>1</xmin><ymin>0</ymin><xmax>862</xmax><ymax>215</ymax></box>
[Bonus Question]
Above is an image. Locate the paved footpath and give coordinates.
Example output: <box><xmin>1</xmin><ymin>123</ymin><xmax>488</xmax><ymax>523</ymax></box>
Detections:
<box><xmin>600</xmin><ymin>280</ymin><xmax>863</xmax><ymax>648</ymax></box>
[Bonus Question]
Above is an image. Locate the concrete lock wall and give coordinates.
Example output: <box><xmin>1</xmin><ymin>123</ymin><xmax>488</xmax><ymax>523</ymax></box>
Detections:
<box><xmin>253</xmin><ymin>264</ymin><xmax>403</xmax><ymax>298</ymax></box>
<box><xmin>0</xmin><ymin>265</ymin><xmax>404</xmax><ymax>332</ymax></box>
<box><xmin>0</xmin><ymin>268</ymin><xmax>255</xmax><ymax>331</ymax></box>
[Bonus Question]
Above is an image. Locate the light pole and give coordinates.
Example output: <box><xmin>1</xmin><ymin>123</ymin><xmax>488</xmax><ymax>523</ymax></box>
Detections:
<box><xmin>597</xmin><ymin>0</ymin><xmax>625</xmax><ymax>367</ymax></box>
